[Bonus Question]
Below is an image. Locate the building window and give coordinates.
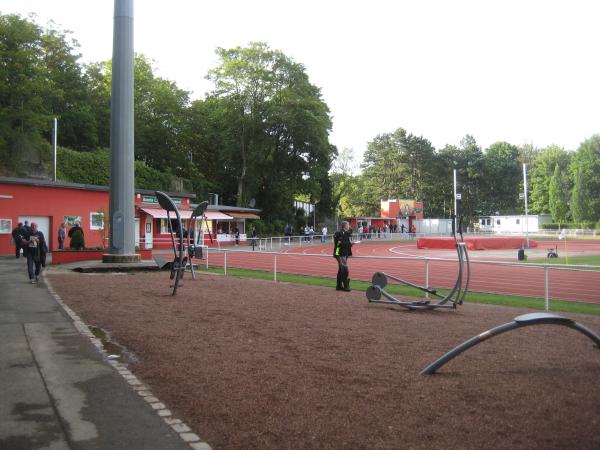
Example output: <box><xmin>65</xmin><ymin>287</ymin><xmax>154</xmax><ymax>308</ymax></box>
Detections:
<box><xmin>496</xmin><ymin>219</ymin><xmax>501</xmax><ymax>225</ymax></box>
<box><xmin>160</xmin><ymin>219</ymin><xmax>169</xmax><ymax>234</ymax></box>
<box><xmin>486</xmin><ymin>219</ymin><xmax>491</xmax><ymax>225</ymax></box>
<box><xmin>90</xmin><ymin>212</ymin><xmax>104</xmax><ymax>230</ymax></box>
<box><xmin>0</xmin><ymin>219</ymin><xmax>11</xmax><ymax>234</ymax></box>
<box><xmin>516</xmin><ymin>219</ymin><xmax>520</xmax><ymax>224</ymax></box>
<box><xmin>160</xmin><ymin>219</ymin><xmax>182</xmax><ymax>234</ymax></box>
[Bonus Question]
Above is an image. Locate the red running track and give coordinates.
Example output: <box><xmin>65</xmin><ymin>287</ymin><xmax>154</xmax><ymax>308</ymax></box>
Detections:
<box><xmin>201</xmin><ymin>240</ymin><xmax>600</xmax><ymax>304</ymax></box>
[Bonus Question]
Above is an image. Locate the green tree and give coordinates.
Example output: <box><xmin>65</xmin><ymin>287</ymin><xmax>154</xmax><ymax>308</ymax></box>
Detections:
<box><xmin>548</xmin><ymin>164</ymin><xmax>570</xmax><ymax>222</ymax></box>
<box><xmin>330</xmin><ymin>147</ymin><xmax>357</xmax><ymax>218</ymax></box>
<box><xmin>481</xmin><ymin>141</ymin><xmax>521</xmax><ymax>215</ymax></box>
<box><xmin>85</xmin><ymin>55</ymin><xmax>190</xmax><ymax>171</ymax></box>
<box><xmin>528</xmin><ymin>145</ymin><xmax>570</xmax><ymax>214</ymax></box>
<box><xmin>0</xmin><ymin>13</ymin><xmax>100</xmax><ymax>171</ymax></box>
<box><xmin>570</xmin><ymin>135</ymin><xmax>600</xmax><ymax>222</ymax></box>
<box><xmin>206</xmin><ymin>42</ymin><xmax>335</xmax><ymax>219</ymax></box>
<box><xmin>438</xmin><ymin>136</ymin><xmax>484</xmax><ymax>220</ymax></box>
<box><xmin>0</xmin><ymin>14</ymin><xmax>53</xmax><ymax>170</ymax></box>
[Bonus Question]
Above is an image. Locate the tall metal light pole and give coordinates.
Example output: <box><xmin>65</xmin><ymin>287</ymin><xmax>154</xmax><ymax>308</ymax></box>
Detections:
<box><xmin>103</xmin><ymin>0</ymin><xmax>139</xmax><ymax>263</ymax></box>
<box><xmin>52</xmin><ymin>117</ymin><xmax>57</xmax><ymax>182</ymax></box>
<box><xmin>523</xmin><ymin>163</ymin><xmax>529</xmax><ymax>248</ymax></box>
<box><xmin>453</xmin><ymin>169</ymin><xmax>458</xmax><ymax>232</ymax></box>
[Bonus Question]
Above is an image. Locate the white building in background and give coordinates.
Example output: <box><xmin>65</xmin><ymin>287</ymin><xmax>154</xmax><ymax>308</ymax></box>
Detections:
<box><xmin>414</xmin><ymin>218</ymin><xmax>453</xmax><ymax>234</ymax></box>
<box><xmin>478</xmin><ymin>214</ymin><xmax>552</xmax><ymax>233</ymax></box>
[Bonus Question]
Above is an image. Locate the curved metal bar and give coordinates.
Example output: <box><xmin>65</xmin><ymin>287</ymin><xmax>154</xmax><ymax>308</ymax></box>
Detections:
<box><xmin>457</xmin><ymin>244</ymin><xmax>470</xmax><ymax>305</ymax></box>
<box><xmin>377</xmin><ymin>272</ymin><xmax>442</xmax><ymax>298</ymax></box>
<box><xmin>421</xmin><ymin>313</ymin><xmax>600</xmax><ymax>375</ymax></box>
<box><xmin>187</xmin><ymin>201</ymin><xmax>209</xmax><ymax>280</ymax></box>
<box><xmin>155</xmin><ymin>191</ymin><xmax>185</xmax><ymax>296</ymax></box>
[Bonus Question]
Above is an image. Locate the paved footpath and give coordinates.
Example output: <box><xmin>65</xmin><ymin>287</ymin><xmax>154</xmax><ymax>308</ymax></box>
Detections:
<box><xmin>0</xmin><ymin>256</ymin><xmax>199</xmax><ymax>449</ymax></box>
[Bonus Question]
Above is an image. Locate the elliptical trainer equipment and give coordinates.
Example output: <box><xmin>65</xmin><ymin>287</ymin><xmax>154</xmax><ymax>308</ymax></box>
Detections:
<box><xmin>365</xmin><ymin>215</ymin><xmax>470</xmax><ymax>311</ymax></box>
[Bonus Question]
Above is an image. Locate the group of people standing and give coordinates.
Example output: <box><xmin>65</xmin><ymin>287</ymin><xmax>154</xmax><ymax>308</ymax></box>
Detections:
<box><xmin>11</xmin><ymin>221</ymin><xmax>48</xmax><ymax>284</ymax></box>
<box><xmin>11</xmin><ymin>221</ymin><xmax>85</xmax><ymax>283</ymax></box>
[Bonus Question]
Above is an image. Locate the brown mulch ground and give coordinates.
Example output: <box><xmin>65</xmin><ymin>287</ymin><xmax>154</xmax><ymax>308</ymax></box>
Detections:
<box><xmin>47</xmin><ymin>271</ymin><xmax>600</xmax><ymax>449</ymax></box>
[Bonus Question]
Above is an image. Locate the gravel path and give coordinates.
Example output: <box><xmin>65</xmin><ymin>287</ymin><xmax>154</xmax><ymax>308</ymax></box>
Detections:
<box><xmin>48</xmin><ymin>271</ymin><xmax>600</xmax><ymax>449</ymax></box>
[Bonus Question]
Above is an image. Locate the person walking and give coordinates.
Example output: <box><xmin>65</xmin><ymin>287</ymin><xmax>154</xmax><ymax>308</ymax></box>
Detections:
<box><xmin>58</xmin><ymin>223</ymin><xmax>67</xmax><ymax>250</ymax></box>
<box><xmin>333</xmin><ymin>221</ymin><xmax>353</xmax><ymax>291</ymax></box>
<box><xmin>21</xmin><ymin>222</ymin><xmax>48</xmax><ymax>283</ymax></box>
<box><xmin>12</xmin><ymin>222</ymin><xmax>24</xmax><ymax>258</ymax></box>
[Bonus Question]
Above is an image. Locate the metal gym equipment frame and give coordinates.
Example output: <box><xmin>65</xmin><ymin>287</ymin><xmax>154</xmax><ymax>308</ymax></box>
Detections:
<box><xmin>366</xmin><ymin>216</ymin><xmax>470</xmax><ymax>311</ymax></box>
<box><xmin>155</xmin><ymin>191</ymin><xmax>211</xmax><ymax>296</ymax></box>
<box><xmin>186</xmin><ymin>200</ymin><xmax>212</xmax><ymax>280</ymax></box>
<box><xmin>421</xmin><ymin>312</ymin><xmax>600</xmax><ymax>374</ymax></box>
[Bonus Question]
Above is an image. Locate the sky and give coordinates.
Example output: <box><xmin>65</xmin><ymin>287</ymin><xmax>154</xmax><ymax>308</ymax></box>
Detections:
<box><xmin>3</xmin><ymin>0</ymin><xmax>600</xmax><ymax>167</ymax></box>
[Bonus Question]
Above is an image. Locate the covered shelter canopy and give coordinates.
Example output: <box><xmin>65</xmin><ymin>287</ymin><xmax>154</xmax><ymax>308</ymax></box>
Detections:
<box><xmin>140</xmin><ymin>207</ymin><xmax>233</xmax><ymax>221</ymax></box>
<box><xmin>226</xmin><ymin>212</ymin><xmax>260</xmax><ymax>220</ymax></box>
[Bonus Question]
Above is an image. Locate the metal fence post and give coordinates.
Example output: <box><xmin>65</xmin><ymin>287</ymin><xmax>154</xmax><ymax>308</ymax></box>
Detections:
<box><xmin>274</xmin><ymin>254</ymin><xmax>277</xmax><ymax>281</ymax></box>
<box><xmin>224</xmin><ymin>251</ymin><xmax>227</xmax><ymax>276</ymax></box>
<box><xmin>206</xmin><ymin>247</ymin><xmax>209</xmax><ymax>269</ymax></box>
<box><xmin>544</xmin><ymin>266</ymin><xmax>549</xmax><ymax>311</ymax></box>
<box><xmin>425</xmin><ymin>259</ymin><xmax>430</xmax><ymax>299</ymax></box>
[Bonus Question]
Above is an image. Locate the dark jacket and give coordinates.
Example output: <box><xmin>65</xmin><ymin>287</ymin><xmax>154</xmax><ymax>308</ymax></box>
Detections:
<box><xmin>23</xmin><ymin>230</ymin><xmax>48</xmax><ymax>264</ymax></box>
<box><xmin>68</xmin><ymin>225</ymin><xmax>83</xmax><ymax>238</ymax></box>
<box><xmin>333</xmin><ymin>230</ymin><xmax>353</xmax><ymax>257</ymax></box>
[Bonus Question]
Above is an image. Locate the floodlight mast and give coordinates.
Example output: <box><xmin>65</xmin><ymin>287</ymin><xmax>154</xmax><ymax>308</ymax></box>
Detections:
<box><xmin>105</xmin><ymin>0</ymin><xmax>138</xmax><ymax>262</ymax></box>
<box><xmin>523</xmin><ymin>163</ymin><xmax>529</xmax><ymax>248</ymax></box>
<box><xmin>453</xmin><ymin>169</ymin><xmax>458</xmax><ymax>232</ymax></box>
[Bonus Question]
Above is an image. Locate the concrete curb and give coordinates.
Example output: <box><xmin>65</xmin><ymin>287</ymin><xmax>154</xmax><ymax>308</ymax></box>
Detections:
<box><xmin>43</xmin><ymin>273</ymin><xmax>213</xmax><ymax>450</ymax></box>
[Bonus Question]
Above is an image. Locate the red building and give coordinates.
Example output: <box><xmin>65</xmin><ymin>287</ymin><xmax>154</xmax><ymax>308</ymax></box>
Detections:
<box><xmin>0</xmin><ymin>177</ymin><xmax>260</xmax><ymax>256</ymax></box>
<box><xmin>347</xmin><ymin>199</ymin><xmax>423</xmax><ymax>232</ymax></box>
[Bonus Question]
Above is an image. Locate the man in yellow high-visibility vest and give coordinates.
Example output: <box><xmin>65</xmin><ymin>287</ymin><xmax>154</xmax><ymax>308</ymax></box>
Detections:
<box><xmin>333</xmin><ymin>221</ymin><xmax>353</xmax><ymax>291</ymax></box>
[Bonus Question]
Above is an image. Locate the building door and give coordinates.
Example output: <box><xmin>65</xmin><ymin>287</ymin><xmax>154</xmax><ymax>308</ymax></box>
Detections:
<box><xmin>18</xmin><ymin>216</ymin><xmax>50</xmax><ymax>248</ymax></box>
<box><xmin>134</xmin><ymin>218</ymin><xmax>140</xmax><ymax>247</ymax></box>
<box><xmin>144</xmin><ymin>216</ymin><xmax>153</xmax><ymax>249</ymax></box>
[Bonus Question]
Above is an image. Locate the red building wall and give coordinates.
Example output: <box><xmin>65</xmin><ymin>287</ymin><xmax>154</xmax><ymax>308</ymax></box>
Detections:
<box><xmin>0</xmin><ymin>183</ymin><xmax>108</xmax><ymax>254</ymax></box>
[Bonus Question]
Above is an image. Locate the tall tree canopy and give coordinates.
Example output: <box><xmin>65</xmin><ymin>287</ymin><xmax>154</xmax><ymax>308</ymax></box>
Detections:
<box><xmin>528</xmin><ymin>145</ymin><xmax>570</xmax><ymax>214</ymax></box>
<box><xmin>205</xmin><ymin>42</ymin><xmax>335</xmax><ymax>218</ymax></box>
<box><xmin>570</xmin><ymin>135</ymin><xmax>600</xmax><ymax>223</ymax></box>
<box><xmin>0</xmin><ymin>14</ymin><xmax>91</xmax><ymax>169</ymax></box>
<box><xmin>481</xmin><ymin>141</ymin><xmax>521</xmax><ymax>215</ymax></box>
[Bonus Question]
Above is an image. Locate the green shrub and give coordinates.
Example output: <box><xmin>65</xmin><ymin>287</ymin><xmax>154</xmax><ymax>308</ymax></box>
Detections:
<box><xmin>540</xmin><ymin>222</ymin><xmax>595</xmax><ymax>230</ymax></box>
<box><xmin>69</xmin><ymin>229</ymin><xmax>85</xmax><ymax>249</ymax></box>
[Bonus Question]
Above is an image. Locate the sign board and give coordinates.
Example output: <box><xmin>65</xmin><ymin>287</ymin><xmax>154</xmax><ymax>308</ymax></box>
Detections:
<box><xmin>455</xmin><ymin>193</ymin><xmax>462</xmax><ymax>200</ymax></box>
<box><xmin>519</xmin><ymin>193</ymin><xmax>524</xmax><ymax>199</ymax></box>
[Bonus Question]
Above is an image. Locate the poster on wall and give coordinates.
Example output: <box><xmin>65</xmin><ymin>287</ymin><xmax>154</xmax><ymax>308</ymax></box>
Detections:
<box><xmin>398</xmin><ymin>200</ymin><xmax>424</xmax><ymax>219</ymax></box>
<box><xmin>0</xmin><ymin>219</ymin><xmax>11</xmax><ymax>234</ymax></box>
<box><xmin>64</xmin><ymin>215</ymin><xmax>82</xmax><ymax>226</ymax></box>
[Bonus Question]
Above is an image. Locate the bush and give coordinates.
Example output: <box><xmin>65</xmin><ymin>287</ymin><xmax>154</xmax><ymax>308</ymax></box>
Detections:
<box><xmin>69</xmin><ymin>229</ymin><xmax>85</xmax><ymax>249</ymax></box>
<box><xmin>540</xmin><ymin>222</ymin><xmax>595</xmax><ymax>230</ymax></box>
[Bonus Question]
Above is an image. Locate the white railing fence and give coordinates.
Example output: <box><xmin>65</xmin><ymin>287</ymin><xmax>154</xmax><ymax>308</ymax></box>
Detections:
<box><xmin>196</xmin><ymin>247</ymin><xmax>600</xmax><ymax>310</ymax></box>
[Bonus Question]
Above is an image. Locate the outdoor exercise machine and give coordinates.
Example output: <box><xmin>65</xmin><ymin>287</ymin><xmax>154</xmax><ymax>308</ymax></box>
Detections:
<box><xmin>421</xmin><ymin>312</ymin><xmax>600</xmax><ymax>374</ymax></box>
<box><xmin>155</xmin><ymin>191</ymin><xmax>211</xmax><ymax>295</ymax></box>
<box><xmin>547</xmin><ymin>245</ymin><xmax>559</xmax><ymax>258</ymax></box>
<box><xmin>365</xmin><ymin>215</ymin><xmax>470</xmax><ymax>310</ymax></box>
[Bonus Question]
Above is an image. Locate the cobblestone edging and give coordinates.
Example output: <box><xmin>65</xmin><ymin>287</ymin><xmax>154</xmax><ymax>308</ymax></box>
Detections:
<box><xmin>43</xmin><ymin>274</ymin><xmax>212</xmax><ymax>450</ymax></box>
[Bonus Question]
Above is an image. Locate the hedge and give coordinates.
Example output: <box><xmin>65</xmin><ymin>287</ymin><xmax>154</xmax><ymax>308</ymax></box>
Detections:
<box><xmin>540</xmin><ymin>222</ymin><xmax>595</xmax><ymax>230</ymax></box>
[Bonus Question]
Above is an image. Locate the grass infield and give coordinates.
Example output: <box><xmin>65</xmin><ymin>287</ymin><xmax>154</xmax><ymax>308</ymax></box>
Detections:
<box><xmin>525</xmin><ymin>254</ymin><xmax>600</xmax><ymax>268</ymax></box>
<box><xmin>196</xmin><ymin>267</ymin><xmax>600</xmax><ymax>316</ymax></box>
